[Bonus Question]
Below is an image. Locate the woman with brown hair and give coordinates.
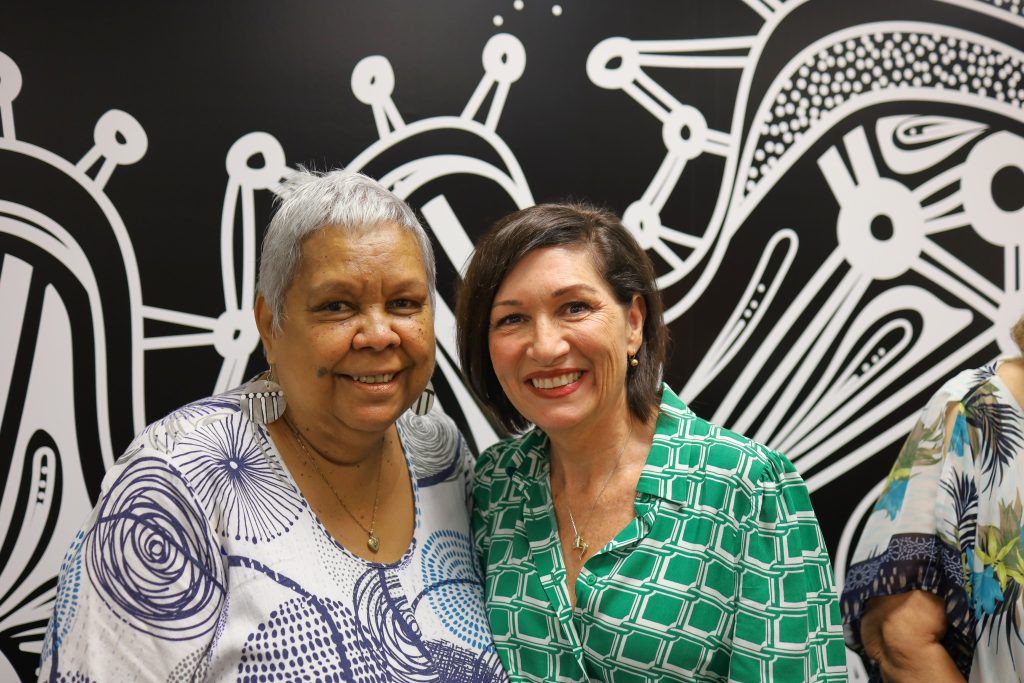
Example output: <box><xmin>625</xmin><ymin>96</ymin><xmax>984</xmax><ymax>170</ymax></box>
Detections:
<box><xmin>457</xmin><ymin>202</ymin><xmax>847</xmax><ymax>682</ymax></box>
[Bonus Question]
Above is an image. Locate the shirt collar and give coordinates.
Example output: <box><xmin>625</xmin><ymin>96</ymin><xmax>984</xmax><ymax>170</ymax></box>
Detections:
<box><xmin>635</xmin><ymin>383</ymin><xmax>699</xmax><ymax>505</ymax></box>
<box><xmin>502</xmin><ymin>427</ymin><xmax>551</xmax><ymax>492</ymax></box>
<box><xmin>503</xmin><ymin>383</ymin><xmax>699</xmax><ymax>505</ymax></box>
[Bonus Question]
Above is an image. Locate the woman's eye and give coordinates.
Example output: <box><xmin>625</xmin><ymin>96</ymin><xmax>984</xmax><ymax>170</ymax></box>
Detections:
<box><xmin>492</xmin><ymin>313</ymin><xmax>523</xmax><ymax>328</ymax></box>
<box><xmin>565</xmin><ymin>301</ymin><xmax>591</xmax><ymax>315</ymax></box>
<box><xmin>317</xmin><ymin>301</ymin><xmax>350</xmax><ymax>314</ymax></box>
<box><xmin>389</xmin><ymin>298</ymin><xmax>422</xmax><ymax>313</ymax></box>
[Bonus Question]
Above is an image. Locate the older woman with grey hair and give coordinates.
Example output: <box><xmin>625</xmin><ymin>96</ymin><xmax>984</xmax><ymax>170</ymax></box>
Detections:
<box><xmin>38</xmin><ymin>170</ymin><xmax>507</xmax><ymax>682</ymax></box>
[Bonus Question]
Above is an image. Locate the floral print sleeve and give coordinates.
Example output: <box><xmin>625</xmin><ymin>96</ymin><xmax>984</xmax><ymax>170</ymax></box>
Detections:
<box><xmin>841</xmin><ymin>360</ymin><xmax>1024</xmax><ymax>682</ymax></box>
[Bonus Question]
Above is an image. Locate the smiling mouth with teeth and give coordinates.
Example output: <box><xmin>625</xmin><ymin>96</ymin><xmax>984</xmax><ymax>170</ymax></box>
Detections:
<box><xmin>529</xmin><ymin>371</ymin><xmax>582</xmax><ymax>389</ymax></box>
<box><xmin>349</xmin><ymin>373</ymin><xmax>397</xmax><ymax>384</ymax></box>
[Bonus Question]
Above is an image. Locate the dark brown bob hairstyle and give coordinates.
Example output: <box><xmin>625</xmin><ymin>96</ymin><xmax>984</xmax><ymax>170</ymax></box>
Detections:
<box><xmin>456</xmin><ymin>202</ymin><xmax>668</xmax><ymax>435</ymax></box>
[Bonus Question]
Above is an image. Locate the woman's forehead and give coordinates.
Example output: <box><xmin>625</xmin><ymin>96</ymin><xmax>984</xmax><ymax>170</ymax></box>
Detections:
<box><xmin>304</xmin><ymin>224</ymin><xmax>421</xmax><ymax>261</ymax></box>
<box><xmin>492</xmin><ymin>248</ymin><xmax>612</xmax><ymax>307</ymax></box>
<box><xmin>292</xmin><ymin>225</ymin><xmax>427</xmax><ymax>287</ymax></box>
<box><xmin>503</xmin><ymin>244</ymin><xmax>601</xmax><ymax>286</ymax></box>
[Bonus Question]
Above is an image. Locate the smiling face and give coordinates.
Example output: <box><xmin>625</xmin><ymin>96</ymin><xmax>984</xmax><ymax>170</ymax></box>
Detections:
<box><xmin>257</xmin><ymin>222</ymin><xmax>435</xmax><ymax>442</ymax></box>
<box><xmin>487</xmin><ymin>245</ymin><xmax>645</xmax><ymax>438</ymax></box>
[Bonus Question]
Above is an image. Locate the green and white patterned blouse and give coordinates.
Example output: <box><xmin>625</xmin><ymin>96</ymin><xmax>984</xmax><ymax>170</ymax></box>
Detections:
<box><xmin>473</xmin><ymin>385</ymin><xmax>847</xmax><ymax>682</ymax></box>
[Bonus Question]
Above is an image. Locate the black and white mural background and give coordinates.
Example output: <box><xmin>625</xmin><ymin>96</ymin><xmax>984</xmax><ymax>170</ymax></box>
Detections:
<box><xmin>1</xmin><ymin>0</ymin><xmax>1022</xmax><ymax>679</ymax></box>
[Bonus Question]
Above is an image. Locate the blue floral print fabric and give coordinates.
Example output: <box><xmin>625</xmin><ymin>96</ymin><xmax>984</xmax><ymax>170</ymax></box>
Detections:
<box><xmin>842</xmin><ymin>360</ymin><xmax>1024</xmax><ymax>682</ymax></box>
<box><xmin>37</xmin><ymin>383</ymin><xmax>506</xmax><ymax>682</ymax></box>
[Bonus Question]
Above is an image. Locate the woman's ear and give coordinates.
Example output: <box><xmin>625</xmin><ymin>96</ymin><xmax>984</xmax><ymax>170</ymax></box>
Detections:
<box><xmin>254</xmin><ymin>295</ymin><xmax>277</xmax><ymax>364</ymax></box>
<box><xmin>627</xmin><ymin>293</ymin><xmax>646</xmax><ymax>350</ymax></box>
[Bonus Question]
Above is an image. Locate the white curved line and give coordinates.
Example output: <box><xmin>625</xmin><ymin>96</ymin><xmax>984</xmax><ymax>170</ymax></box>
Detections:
<box><xmin>346</xmin><ymin>116</ymin><xmax>531</xmax><ymax>196</ymax></box>
<box><xmin>708</xmin><ymin>249</ymin><xmax>849</xmax><ymax>423</ymax></box>
<box><xmin>935</xmin><ymin>0</ymin><xmax>1024</xmax><ymax>29</ymax></box>
<box><xmin>682</xmin><ymin>229</ymin><xmax>797</xmax><ymax>399</ymax></box>
<box><xmin>220</xmin><ymin>179</ymin><xmax>240</xmax><ymax>313</ymax></box>
<box><xmin>376</xmin><ymin>155</ymin><xmax>534</xmax><ymax>210</ymax></box>
<box><xmin>0</xmin><ymin>139</ymin><xmax>145</xmax><ymax>431</ymax></box>
<box><xmin>798</xmin><ymin>337</ymin><xmax>994</xmax><ymax>476</ymax></box>
<box><xmin>0</xmin><ymin>205</ymin><xmax>116</xmax><ymax>470</ymax></box>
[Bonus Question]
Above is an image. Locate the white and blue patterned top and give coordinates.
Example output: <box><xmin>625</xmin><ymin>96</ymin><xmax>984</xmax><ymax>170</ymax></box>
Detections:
<box><xmin>38</xmin><ymin>383</ymin><xmax>507</xmax><ymax>682</ymax></box>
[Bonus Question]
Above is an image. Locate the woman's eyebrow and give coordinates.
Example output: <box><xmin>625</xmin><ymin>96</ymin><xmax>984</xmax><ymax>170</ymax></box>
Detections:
<box><xmin>492</xmin><ymin>284</ymin><xmax>600</xmax><ymax>309</ymax></box>
<box><xmin>307</xmin><ymin>277</ymin><xmax>427</xmax><ymax>297</ymax></box>
<box><xmin>551</xmin><ymin>284</ymin><xmax>600</xmax><ymax>297</ymax></box>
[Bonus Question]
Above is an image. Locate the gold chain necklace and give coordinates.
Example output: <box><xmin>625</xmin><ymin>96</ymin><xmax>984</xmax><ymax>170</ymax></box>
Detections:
<box><xmin>562</xmin><ymin>421</ymin><xmax>633</xmax><ymax>560</ymax></box>
<box><xmin>284</xmin><ymin>417</ymin><xmax>384</xmax><ymax>553</ymax></box>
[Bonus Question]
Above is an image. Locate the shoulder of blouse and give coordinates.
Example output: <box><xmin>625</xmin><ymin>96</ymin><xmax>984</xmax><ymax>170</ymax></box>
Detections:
<box><xmin>474</xmin><ymin>431</ymin><xmax>535</xmax><ymax>483</ymax></box>
<box><xmin>396</xmin><ymin>400</ymin><xmax>463</xmax><ymax>451</ymax></box>
<box><xmin>119</xmin><ymin>389</ymin><xmax>246</xmax><ymax>463</ymax></box>
<box><xmin>655</xmin><ymin>383</ymin><xmax>798</xmax><ymax>491</ymax></box>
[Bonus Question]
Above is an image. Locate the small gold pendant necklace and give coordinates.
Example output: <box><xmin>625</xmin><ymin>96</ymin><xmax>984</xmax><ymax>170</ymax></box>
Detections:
<box><xmin>563</xmin><ymin>422</ymin><xmax>633</xmax><ymax>561</ymax></box>
<box><xmin>570</xmin><ymin>530</ymin><xmax>589</xmax><ymax>559</ymax></box>
<box><xmin>285</xmin><ymin>417</ymin><xmax>383</xmax><ymax>553</ymax></box>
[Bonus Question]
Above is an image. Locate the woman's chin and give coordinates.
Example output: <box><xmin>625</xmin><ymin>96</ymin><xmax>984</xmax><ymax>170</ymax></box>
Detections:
<box><xmin>328</xmin><ymin>404</ymin><xmax>409</xmax><ymax>437</ymax></box>
<box><xmin>525</xmin><ymin>410</ymin><xmax>589</xmax><ymax>435</ymax></box>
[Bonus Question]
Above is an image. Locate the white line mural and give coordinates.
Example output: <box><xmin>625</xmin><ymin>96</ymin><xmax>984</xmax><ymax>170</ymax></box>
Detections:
<box><xmin>586</xmin><ymin>3</ymin><xmax>1023</xmax><ymax>675</ymax></box>
<box><xmin>1</xmin><ymin>0</ymin><xmax>1023</xmax><ymax>679</ymax></box>
<box><xmin>344</xmin><ymin>33</ymin><xmax>535</xmax><ymax>453</ymax></box>
<box><xmin>0</xmin><ymin>57</ymin><xmax>291</xmax><ymax>680</ymax></box>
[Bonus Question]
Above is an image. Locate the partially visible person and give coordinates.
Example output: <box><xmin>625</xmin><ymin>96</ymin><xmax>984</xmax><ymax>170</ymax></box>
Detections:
<box><xmin>842</xmin><ymin>316</ymin><xmax>1024</xmax><ymax>682</ymax></box>
<box><xmin>38</xmin><ymin>170</ymin><xmax>506</xmax><ymax>681</ymax></box>
<box><xmin>457</xmin><ymin>202</ymin><xmax>847</xmax><ymax>682</ymax></box>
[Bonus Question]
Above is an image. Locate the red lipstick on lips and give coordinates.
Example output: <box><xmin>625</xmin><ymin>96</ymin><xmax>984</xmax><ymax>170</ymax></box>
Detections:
<box><xmin>523</xmin><ymin>369</ymin><xmax>585</xmax><ymax>398</ymax></box>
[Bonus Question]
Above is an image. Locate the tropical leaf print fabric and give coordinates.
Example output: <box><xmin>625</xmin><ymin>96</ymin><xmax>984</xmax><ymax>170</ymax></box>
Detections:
<box><xmin>38</xmin><ymin>384</ymin><xmax>506</xmax><ymax>682</ymax></box>
<box><xmin>473</xmin><ymin>385</ymin><xmax>847</xmax><ymax>682</ymax></box>
<box><xmin>842</xmin><ymin>360</ymin><xmax>1024</xmax><ymax>682</ymax></box>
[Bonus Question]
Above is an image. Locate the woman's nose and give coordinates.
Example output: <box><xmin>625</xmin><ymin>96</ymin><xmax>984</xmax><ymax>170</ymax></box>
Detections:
<box><xmin>352</xmin><ymin>311</ymin><xmax>401</xmax><ymax>350</ymax></box>
<box><xmin>527</xmin><ymin>318</ymin><xmax>569</xmax><ymax>362</ymax></box>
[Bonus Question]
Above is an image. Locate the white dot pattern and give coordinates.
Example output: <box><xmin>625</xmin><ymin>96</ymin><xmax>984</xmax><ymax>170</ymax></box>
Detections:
<box><xmin>978</xmin><ymin>0</ymin><xmax>1024</xmax><ymax>17</ymax></box>
<box><xmin>745</xmin><ymin>30</ymin><xmax>1024</xmax><ymax>195</ymax></box>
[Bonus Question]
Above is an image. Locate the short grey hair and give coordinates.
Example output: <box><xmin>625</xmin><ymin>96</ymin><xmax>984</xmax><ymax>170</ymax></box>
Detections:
<box><xmin>257</xmin><ymin>168</ymin><xmax>436</xmax><ymax>333</ymax></box>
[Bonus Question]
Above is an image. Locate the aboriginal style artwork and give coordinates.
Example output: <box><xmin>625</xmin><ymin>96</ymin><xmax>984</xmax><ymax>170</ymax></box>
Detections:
<box><xmin>1</xmin><ymin>0</ymin><xmax>1022</xmax><ymax>679</ymax></box>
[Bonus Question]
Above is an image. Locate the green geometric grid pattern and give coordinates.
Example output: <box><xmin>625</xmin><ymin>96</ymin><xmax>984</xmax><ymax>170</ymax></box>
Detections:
<box><xmin>473</xmin><ymin>386</ymin><xmax>847</xmax><ymax>682</ymax></box>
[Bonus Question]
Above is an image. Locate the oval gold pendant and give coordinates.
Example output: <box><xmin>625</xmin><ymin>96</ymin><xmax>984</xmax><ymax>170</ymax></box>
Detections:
<box><xmin>367</xmin><ymin>534</ymin><xmax>380</xmax><ymax>553</ymax></box>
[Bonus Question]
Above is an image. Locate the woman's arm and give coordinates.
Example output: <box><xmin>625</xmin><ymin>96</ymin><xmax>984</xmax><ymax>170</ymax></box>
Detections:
<box><xmin>860</xmin><ymin>590</ymin><xmax>965</xmax><ymax>682</ymax></box>
<box><xmin>841</xmin><ymin>370</ymin><xmax>982</xmax><ymax>680</ymax></box>
<box><xmin>730</xmin><ymin>448</ymin><xmax>849</xmax><ymax>682</ymax></box>
<box><xmin>38</xmin><ymin>452</ymin><xmax>226</xmax><ymax>681</ymax></box>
